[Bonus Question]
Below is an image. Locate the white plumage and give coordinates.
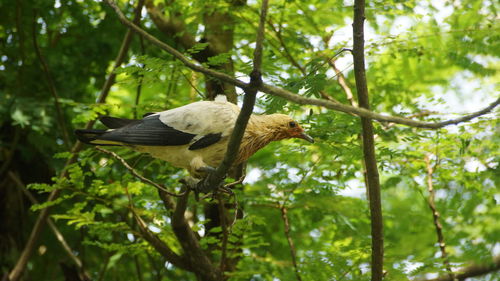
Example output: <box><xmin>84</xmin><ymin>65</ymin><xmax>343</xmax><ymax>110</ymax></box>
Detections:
<box><xmin>75</xmin><ymin>96</ymin><xmax>313</xmax><ymax>177</ymax></box>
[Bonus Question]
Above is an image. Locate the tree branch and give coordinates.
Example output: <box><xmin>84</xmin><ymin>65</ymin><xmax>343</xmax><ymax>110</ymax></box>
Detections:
<box><xmin>352</xmin><ymin>1</ymin><xmax>384</xmax><ymax>280</ymax></box>
<box><xmin>280</xmin><ymin>206</ymin><xmax>302</xmax><ymax>281</ymax></box>
<box><xmin>251</xmin><ymin>0</ymin><xmax>269</xmax><ymax>75</ymax></box>
<box><xmin>195</xmin><ymin>0</ymin><xmax>269</xmax><ymax>192</ymax></box>
<box><xmin>7</xmin><ymin>171</ymin><xmax>91</xmax><ymax>281</ymax></box>
<box><xmin>418</xmin><ymin>256</ymin><xmax>500</xmax><ymax>281</ymax></box>
<box><xmin>217</xmin><ymin>193</ymin><xmax>229</xmax><ymax>274</ymax></box>
<box><xmin>8</xmin><ymin>2</ymin><xmax>144</xmax><ymax>279</ymax></box>
<box><xmin>122</xmin><ymin>184</ymin><xmax>191</xmax><ymax>271</ymax></box>
<box><xmin>144</xmin><ymin>0</ymin><xmax>197</xmax><ymax>51</ymax></box>
<box><xmin>242</xmin><ymin>7</ymin><xmax>340</xmax><ymax>103</ymax></box>
<box><xmin>0</xmin><ymin>126</ymin><xmax>21</xmax><ymax>179</ymax></box>
<box><xmin>95</xmin><ymin>147</ymin><xmax>185</xmax><ymax>201</ymax></box>
<box><xmin>131</xmin><ymin>210</ymin><xmax>191</xmax><ymax>270</ymax></box>
<box><xmin>32</xmin><ymin>11</ymin><xmax>71</xmax><ymax>150</ymax></box>
<box><xmin>103</xmin><ymin>0</ymin><xmax>499</xmax><ymax>130</ymax></box>
<box><xmin>327</xmin><ymin>58</ymin><xmax>358</xmax><ymax>107</ymax></box>
<box><xmin>260</xmin><ymin>84</ymin><xmax>499</xmax><ymax>128</ymax></box>
<box><xmin>171</xmin><ymin>190</ymin><xmax>222</xmax><ymax>280</ymax></box>
<box><xmin>424</xmin><ymin>155</ymin><xmax>454</xmax><ymax>278</ymax></box>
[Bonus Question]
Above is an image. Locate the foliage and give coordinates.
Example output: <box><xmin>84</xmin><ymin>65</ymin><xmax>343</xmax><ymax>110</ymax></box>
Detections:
<box><xmin>0</xmin><ymin>0</ymin><xmax>498</xmax><ymax>280</ymax></box>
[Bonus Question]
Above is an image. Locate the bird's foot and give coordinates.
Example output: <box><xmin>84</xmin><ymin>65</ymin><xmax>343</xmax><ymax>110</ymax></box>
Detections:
<box><xmin>196</xmin><ymin>166</ymin><xmax>216</xmax><ymax>174</ymax></box>
<box><xmin>195</xmin><ymin>166</ymin><xmax>222</xmax><ymax>194</ymax></box>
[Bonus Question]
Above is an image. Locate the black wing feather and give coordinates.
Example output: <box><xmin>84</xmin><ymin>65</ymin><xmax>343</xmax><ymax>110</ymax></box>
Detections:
<box><xmin>188</xmin><ymin>133</ymin><xmax>222</xmax><ymax>150</ymax></box>
<box><xmin>100</xmin><ymin>116</ymin><xmax>138</xmax><ymax>129</ymax></box>
<box><xmin>98</xmin><ymin>115</ymin><xmax>196</xmax><ymax>146</ymax></box>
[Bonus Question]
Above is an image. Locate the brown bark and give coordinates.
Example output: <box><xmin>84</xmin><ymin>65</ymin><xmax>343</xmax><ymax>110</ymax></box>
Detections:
<box><xmin>352</xmin><ymin>1</ymin><xmax>384</xmax><ymax>280</ymax></box>
<box><xmin>145</xmin><ymin>0</ymin><xmax>239</xmax><ymax>102</ymax></box>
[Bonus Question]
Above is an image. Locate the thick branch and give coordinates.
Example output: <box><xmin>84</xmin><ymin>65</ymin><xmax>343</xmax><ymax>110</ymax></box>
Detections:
<box><xmin>352</xmin><ymin>1</ymin><xmax>384</xmax><ymax>280</ymax></box>
<box><xmin>424</xmin><ymin>155</ymin><xmax>454</xmax><ymax>278</ymax></box>
<box><xmin>144</xmin><ymin>0</ymin><xmax>197</xmax><ymax>51</ymax></box>
<box><xmin>418</xmin><ymin>256</ymin><xmax>500</xmax><ymax>281</ymax></box>
<box><xmin>103</xmin><ymin>0</ymin><xmax>499</xmax><ymax>129</ymax></box>
<box><xmin>132</xmin><ymin>211</ymin><xmax>190</xmax><ymax>270</ymax></box>
<box><xmin>105</xmin><ymin>0</ymin><xmax>247</xmax><ymax>90</ymax></box>
<box><xmin>171</xmin><ymin>190</ymin><xmax>222</xmax><ymax>280</ymax></box>
<box><xmin>8</xmin><ymin>2</ymin><xmax>144</xmax><ymax>280</ymax></box>
<box><xmin>195</xmin><ymin>0</ymin><xmax>269</xmax><ymax>192</ymax></box>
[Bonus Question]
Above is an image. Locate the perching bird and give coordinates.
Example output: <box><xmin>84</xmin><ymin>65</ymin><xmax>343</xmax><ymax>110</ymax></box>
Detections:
<box><xmin>75</xmin><ymin>95</ymin><xmax>313</xmax><ymax>178</ymax></box>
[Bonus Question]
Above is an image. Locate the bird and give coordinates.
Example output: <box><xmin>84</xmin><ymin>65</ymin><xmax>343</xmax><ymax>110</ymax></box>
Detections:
<box><xmin>75</xmin><ymin>95</ymin><xmax>314</xmax><ymax>178</ymax></box>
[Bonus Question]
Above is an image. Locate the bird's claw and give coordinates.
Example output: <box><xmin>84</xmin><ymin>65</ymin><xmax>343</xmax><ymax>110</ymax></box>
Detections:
<box><xmin>196</xmin><ymin>166</ymin><xmax>216</xmax><ymax>174</ymax></box>
<box><xmin>195</xmin><ymin>166</ymin><xmax>221</xmax><ymax>194</ymax></box>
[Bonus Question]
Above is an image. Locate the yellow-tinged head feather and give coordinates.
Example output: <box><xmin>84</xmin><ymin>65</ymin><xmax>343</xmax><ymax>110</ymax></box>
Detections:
<box><xmin>248</xmin><ymin>113</ymin><xmax>314</xmax><ymax>142</ymax></box>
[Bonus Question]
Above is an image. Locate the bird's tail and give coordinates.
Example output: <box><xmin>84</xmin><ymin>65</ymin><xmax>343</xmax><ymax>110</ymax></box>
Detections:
<box><xmin>74</xmin><ymin>129</ymin><xmax>123</xmax><ymax>146</ymax></box>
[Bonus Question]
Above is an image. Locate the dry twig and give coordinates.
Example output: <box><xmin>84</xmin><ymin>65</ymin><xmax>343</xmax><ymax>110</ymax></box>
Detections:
<box><xmin>424</xmin><ymin>154</ymin><xmax>454</xmax><ymax>278</ymax></box>
<box><xmin>95</xmin><ymin>147</ymin><xmax>187</xmax><ymax>199</ymax></box>
<box><xmin>280</xmin><ymin>206</ymin><xmax>302</xmax><ymax>281</ymax></box>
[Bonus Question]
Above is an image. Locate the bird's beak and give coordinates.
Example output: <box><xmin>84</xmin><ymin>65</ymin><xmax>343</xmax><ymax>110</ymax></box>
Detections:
<box><xmin>299</xmin><ymin>132</ymin><xmax>314</xmax><ymax>143</ymax></box>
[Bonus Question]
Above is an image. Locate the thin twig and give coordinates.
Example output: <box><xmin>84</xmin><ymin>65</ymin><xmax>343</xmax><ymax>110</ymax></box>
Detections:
<box><xmin>327</xmin><ymin>58</ymin><xmax>358</xmax><ymax>107</ymax></box>
<box><xmin>0</xmin><ymin>126</ymin><xmax>21</xmax><ymax>178</ymax></box>
<box><xmin>133</xmin><ymin>255</ymin><xmax>144</xmax><ymax>281</ymax></box>
<box><xmin>424</xmin><ymin>154</ymin><xmax>454</xmax><ymax>278</ymax></box>
<box><xmin>133</xmin><ymin>24</ymin><xmax>146</xmax><ymax>119</ymax></box>
<box><xmin>282</xmin><ymin>159</ymin><xmax>320</xmax><ymax>205</ymax></box>
<box><xmin>280</xmin><ymin>206</ymin><xmax>302</xmax><ymax>281</ymax></box>
<box><xmin>7</xmin><ymin>171</ymin><xmax>92</xmax><ymax>281</ymax></box>
<box><xmin>230</xmin><ymin>191</ymin><xmax>239</xmax><ymax>228</ymax></box>
<box><xmin>124</xmin><ymin>186</ymin><xmax>190</xmax><ymax>270</ymax></box>
<box><xmin>180</xmin><ymin>70</ymin><xmax>205</xmax><ymax>99</ymax></box>
<box><xmin>217</xmin><ymin>193</ymin><xmax>229</xmax><ymax>273</ymax></box>
<box><xmin>95</xmin><ymin>147</ymin><xmax>186</xmax><ymax>198</ymax></box>
<box><xmin>97</xmin><ymin>252</ymin><xmax>113</xmax><ymax>281</ymax></box>
<box><xmin>251</xmin><ymin>0</ymin><xmax>268</xmax><ymax>74</ymax></box>
<box><xmin>32</xmin><ymin>11</ymin><xmax>71</xmax><ymax>150</ymax></box>
<box><xmin>104</xmin><ymin>0</ymin><xmax>499</xmax><ymax>130</ymax></box>
<box><xmin>352</xmin><ymin>1</ymin><xmax>384</xmax><ymax>280</ymax></box>
<box><xmin>417</xmin><ymin>255</ymin><xmax>500</xmax><ymax>281</ymax></box>
<box><xmin>8</xmin><ymin>3</ymin><xmax>144</xmax><ymax>279</ymax></box>
<box><xmin>264</xmin><ymin>15</ymin><xmax>339</xmax><ymax>102</ymax></box>
<box><xmin>223</xmin><ymin>174</ymin><xmax>246</xmax><ymax>189</ymax></box>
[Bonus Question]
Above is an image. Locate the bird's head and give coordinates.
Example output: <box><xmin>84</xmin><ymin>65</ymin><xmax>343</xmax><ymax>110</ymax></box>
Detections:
<box><xmin>264</xmin><ymin>114</ymin><xmax>314</xmax><ymax>143</ymax></box>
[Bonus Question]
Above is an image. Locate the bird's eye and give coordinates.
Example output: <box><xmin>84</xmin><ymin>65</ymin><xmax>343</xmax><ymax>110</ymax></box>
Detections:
<box><xmin>289</xmin><ymin>121</ymin><xmax>297</xmax><ymax>128</ymax></box>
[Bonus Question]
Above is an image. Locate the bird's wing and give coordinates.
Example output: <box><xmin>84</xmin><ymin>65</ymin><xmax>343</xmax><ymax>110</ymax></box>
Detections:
<box><xmin>155</xmin><ymin>100</ymin><xmax>240</xmax><ymax>136</ymax></box>
<box><xmin>100</xmin><ymin>116</ymin><xmax>138</xmax><ymax>129</ymax></box>
<box><xmin>95</xmin><ymin>115</ymin><xmax>197</xmax><ymax>146</ymax></box>
<box><xmin>96</xmin><ymin>100</ymin><xmax>240</xmax><ymax>148</ymax></box>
